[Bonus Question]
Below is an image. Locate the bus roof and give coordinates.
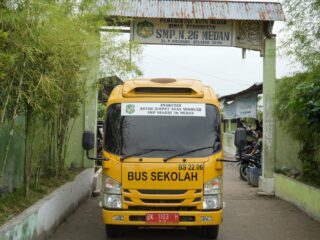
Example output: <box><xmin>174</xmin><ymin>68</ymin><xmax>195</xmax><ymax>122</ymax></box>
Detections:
<box><xmin>107</xmin><ymin>78</ymin><xmax>219</xmax><ymax>106</ymax></box>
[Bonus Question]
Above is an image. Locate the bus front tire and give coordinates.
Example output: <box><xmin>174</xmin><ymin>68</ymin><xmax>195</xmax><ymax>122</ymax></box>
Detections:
<box><xmin>105</xmin><ymin>225</ymin><xmax>123</xmax><ymax>238</ymax></box>
<box><xmin>201</xmin><ymin>225</ymin><xmax>219</xmax><ymax>239</ymax></box>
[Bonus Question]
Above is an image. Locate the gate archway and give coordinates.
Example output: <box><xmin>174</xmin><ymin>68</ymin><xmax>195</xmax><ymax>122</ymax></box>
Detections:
<box><xmin>106</xmin><ymin>0</ymin><xmax>285</xmax><ymax>193</ymax></box>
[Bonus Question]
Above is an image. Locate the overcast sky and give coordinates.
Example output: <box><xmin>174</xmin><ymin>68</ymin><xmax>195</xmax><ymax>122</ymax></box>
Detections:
<box><xmin>136</xmin><ymin>22</ymin><xmax>298</xmax><ymax>97</ymax></box>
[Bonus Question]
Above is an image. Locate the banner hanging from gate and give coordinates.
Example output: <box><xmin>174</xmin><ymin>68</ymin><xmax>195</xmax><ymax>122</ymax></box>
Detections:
<box><xmin>131</xmin><ymin>18</ymin><xmax>264</xmax><ymax>52</ymax></box>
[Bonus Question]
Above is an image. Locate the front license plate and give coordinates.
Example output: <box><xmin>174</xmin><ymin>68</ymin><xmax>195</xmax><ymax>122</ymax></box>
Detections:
<box><xmin>146</xmin><ymin>213</ymin><xmax>179</xmax><ymax>224</ymax></box>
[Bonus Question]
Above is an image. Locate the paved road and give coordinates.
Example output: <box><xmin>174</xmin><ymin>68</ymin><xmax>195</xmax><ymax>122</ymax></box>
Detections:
<box><xmin>51</xmin><ymin>164</ymin><xmax>320</xmax><ymax>240</ymax></box>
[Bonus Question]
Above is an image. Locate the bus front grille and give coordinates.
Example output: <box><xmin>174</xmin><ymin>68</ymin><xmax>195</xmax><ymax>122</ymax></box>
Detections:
<box><xmin>123</xmin><ymin>189</ymin><xmax>202</xmax><ymax>209</ymax></box>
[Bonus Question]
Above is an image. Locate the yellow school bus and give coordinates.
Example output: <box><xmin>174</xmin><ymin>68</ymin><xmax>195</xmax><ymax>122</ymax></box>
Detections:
<box><xmin>101</xmin><ymin>78</ymin><xmax>223</xmax><ymax>239</ymax></box>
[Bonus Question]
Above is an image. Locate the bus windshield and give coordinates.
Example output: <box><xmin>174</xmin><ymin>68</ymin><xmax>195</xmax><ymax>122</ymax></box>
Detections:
<box><xmin>104</xmin><ymin>103</ymin><xmax>221</xmax><ymax>158</ymax></box>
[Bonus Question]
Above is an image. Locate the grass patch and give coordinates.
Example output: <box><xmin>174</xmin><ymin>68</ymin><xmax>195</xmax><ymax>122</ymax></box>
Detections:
<box><xmin>0</xmin><ymin>168</ymin><xmax>84</xmax><ymax>226</ymax></box>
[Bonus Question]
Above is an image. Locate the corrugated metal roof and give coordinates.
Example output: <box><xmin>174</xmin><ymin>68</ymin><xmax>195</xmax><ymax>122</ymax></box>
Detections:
<box><xmin>219</xmin><ymin>82</ymin><xmax>263</xmax><ymax>102</ymax></box>
<box><xmin>107</xmin><ymin>0</ymin><xmax>285</xmax><ymax>21</ymax></box>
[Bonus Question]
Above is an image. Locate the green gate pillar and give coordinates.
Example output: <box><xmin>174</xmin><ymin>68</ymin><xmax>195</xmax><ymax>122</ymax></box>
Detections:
<box><xmin>83</xmin><ymin>78</ymin><xmax>98</xmax><ymax>167</ymax></box>
<box><xmin>260</xmin><ymin>37</ymin><xmax>276</xmax><ymax>194</ymax></box>
<box><xmin>82</xmin><ymin>61</ymin><xmax>99</xmax><ymax>167</ymax></box>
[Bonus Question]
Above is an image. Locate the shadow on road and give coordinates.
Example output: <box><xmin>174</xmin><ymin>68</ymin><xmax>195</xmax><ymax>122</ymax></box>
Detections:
<box><xmin>117</xmin><ymin>227</ymin><xmax>208</xmax><ymax>240</ymax></box>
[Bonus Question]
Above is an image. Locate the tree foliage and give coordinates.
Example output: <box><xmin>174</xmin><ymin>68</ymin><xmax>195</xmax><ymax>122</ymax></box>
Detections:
<box><xmin>282</xmin><ymin>0</ymin><xmax>320</xmax><ymax>70</ymax></box>
<box><xmin>100</xmin><ymin>32</ymin><xmax>142</xmax><ymax>78</ymax></box>
<box><xmin>276</xmin><ymin>0</ymin><xmax>320</xmax><ymax>185</ymax></box>
<box><xmin>275</xmin><ymin>66</ymin><xmax>320</xmax><ymax>186</ymax></box>
<box><xmin>0</xmin><ymin>30</ymin><xmax>14</xmax><ymax>82</ymax></box>
<box><xmin>0</xmin><ymin>0</ymin><xmax>141</xmax><ymax>195</ymax></box>
<box><xmin>97</xmin><ymin>76</ymin><xmax>124</xmax><ymax>120</ymax></box>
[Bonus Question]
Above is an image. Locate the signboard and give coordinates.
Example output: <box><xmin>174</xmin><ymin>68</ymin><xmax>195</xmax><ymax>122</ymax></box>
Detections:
<box><xmin>223</xmin><ymin>101</ymin><xmax>237</xmax><ymax>120</ymax></box>
<box><xmin>121</xmin><ymin>103</ymin><xmax>206</xmax><ymax>117</ymax></box>
<box><xmin>131</xmin><ymin>18</ymin><xmax>233</xmax><ymax>47</ymax></box>
<box><xmin>223</xmin><ymin>96</ymin><xmax>257</xmax><ymax>120</ymax></box>
<box><xmin>131</xmin><ymin>18</ymin><xmax>264</xmax><ymax>52</ymax></box>
<box><xmin>234</xmin><ymin>21</ymin><xmax>264</xmax><ymax>52</ymax></box>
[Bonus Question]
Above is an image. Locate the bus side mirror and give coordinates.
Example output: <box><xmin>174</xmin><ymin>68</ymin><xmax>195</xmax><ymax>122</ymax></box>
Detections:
<box><xmin>82</xmin><ymin>131</ymin><xmax>108</xmax><ymax>161</ymax></box>
<box><xmin>234</xmin><ymin>128</ymin><xmax>247</xmax><ymax>150</ymax></box>
<box><xmin>82</xmin><ymin>131</ymin><xmax>94</xmax><ymax>151</ymax></box>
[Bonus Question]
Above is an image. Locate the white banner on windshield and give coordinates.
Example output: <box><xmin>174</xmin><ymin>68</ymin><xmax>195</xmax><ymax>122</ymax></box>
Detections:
<box><xmin>121</xmin><ymin>103</ymin><xmax>206</xmax><ymax>117</ymax></box>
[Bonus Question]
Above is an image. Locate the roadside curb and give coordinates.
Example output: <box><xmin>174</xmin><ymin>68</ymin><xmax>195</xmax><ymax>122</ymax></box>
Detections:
<box><xmin>0</xmin><ymin>168</ymin><xmax>95</xmax><ymax>240</ymax></box>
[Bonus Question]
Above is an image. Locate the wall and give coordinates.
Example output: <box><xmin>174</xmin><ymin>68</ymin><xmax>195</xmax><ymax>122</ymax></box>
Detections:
<box><xmin>0</xmin><ymin>168</ymin><xmax>94</xmax><ymax>240</ymax></box>
<box><xmin>275</xmin><ymin>174</ymin><xmax>320</xmax><ymax>221</ymax></box>
<box><xmin>274</xmin><ymin>123</ymin><xmax>301</xmax><ymax>171</ymax></box>
<box><xmin>0</xmin><ymin>118</ymin><xmax>25</xmax><ymax>192</ymax></box>
<box><xmin>63</xmin><ymin>65</ymin><xmax>98</xmax><ymax>169</ymax></box>
<box><xmin>223</xmin><ymin>132</ymin><xmax>236</xmax><ymax>156</ymax></box>
<box><xmin>83</xmin><ymin>64</ymin><xmax>98</xmax><ymax>168</ymax></box>
<box><xmin>65</xmin><ymin>104</ymin><xmax>86</xmax><ymax>168</ymax></box>
<box><xmin>272</xmin><ymin>100</ymin><xmax>318</xmax><ymax>222</ymax></box>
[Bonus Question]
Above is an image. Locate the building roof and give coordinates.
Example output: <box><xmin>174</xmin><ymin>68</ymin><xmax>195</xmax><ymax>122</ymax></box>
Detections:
<box><xmin>219</xmin><ymin>82</ymin><xmax>262</xmax><ymax>102</ymax></box>
<box><xmin>107</xmin><ymin>0</ymin><xmax>285</xmax><ymax>21</ymax></box>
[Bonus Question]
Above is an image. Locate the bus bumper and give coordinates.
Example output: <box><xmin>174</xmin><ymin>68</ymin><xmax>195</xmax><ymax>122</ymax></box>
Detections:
<box><xmin>102</xmin><ymin>209</ymin><xmax>222</xmax><ymax>226</ymax></box>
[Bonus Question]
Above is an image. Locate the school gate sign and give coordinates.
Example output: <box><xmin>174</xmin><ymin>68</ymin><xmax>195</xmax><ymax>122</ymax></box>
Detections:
<box><xmin>132</xmin><ymin>18</ymin><xmax>264</xmax><ymax>52</ymax></box>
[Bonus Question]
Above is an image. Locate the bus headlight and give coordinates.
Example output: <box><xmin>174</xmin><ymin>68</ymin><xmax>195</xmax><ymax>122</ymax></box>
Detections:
<box><xmin>104</xmin><ymin>194</ymin><xmax>122</xmax><ymax>209</ymax></box>
<box><xmin>103</xmin><ymin>175</ymin><xmax>122</xmax><ymax>209</ymax></box>
<box><xmin>203</xmin><ymin>195</ymin><xmax>221</xmax><ymax>210</ymax></box>
<box><xmin>203</xmin><ymin>176</ymin><xmax>222</xmax><ymax>210</ymax></box>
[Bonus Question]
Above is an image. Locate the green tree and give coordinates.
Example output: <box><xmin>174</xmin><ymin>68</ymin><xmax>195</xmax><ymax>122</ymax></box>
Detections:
<box><xmin>0</xmin><ymin>0</ymin><xmax>141</xmax><ymax>195</ymax></box>
<box><xmin>0</xmin><ymin>29</ymin><xmax>14</xmax><ymax>120</ymax></box>
<box><xmin>275</xmin><ymin>1</ymin><xmax>320</xmax><ymax>185</ymax></box>
<box><xmin>97</xmin><ymin>76</ymin><xmax>125</xmax><ymax>121</ymax></box>
<box><xmin>282</xmin><ymin>0</ymin><xmax>320</xmax><ymax>70</ymax></box>
<box><xmin>275</xmin><ymin>67</ymin><xmax>320</xmax><ymax>185</ymax></box>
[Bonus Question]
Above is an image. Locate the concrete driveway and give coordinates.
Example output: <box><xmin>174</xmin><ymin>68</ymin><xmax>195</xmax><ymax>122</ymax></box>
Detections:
<box><xmin>51</xmin><ymin>164</ymin><xmax>320</xmax><ymax>240</ymax></box>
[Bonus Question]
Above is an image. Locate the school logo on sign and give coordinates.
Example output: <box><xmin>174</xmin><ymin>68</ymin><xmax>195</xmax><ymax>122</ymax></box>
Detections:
<box><xmin>125</xmin><ymin>104</ymin><xmax>135</xmax><ymax>114</ymax></box>
<box><xmin>137</xmin><ymin>21</ymin><xmax>154</xmax><ymax>38</ymax></box>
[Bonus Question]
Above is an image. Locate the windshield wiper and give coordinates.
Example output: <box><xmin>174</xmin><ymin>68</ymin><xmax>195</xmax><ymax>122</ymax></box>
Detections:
<box><xmin>163</xmin><ymin>146</ymin><xmax>213</xmax><ymax>162</ymax></box>
<box><xmin>120</xmin><ymin>149</ymin><xmax>175</xmax><ymax>162</ymax></box>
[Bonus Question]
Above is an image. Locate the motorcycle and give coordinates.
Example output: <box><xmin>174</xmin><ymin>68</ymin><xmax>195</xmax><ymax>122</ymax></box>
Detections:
<box><xmin>237</xmin><ymin>129</ymin><xmax>262</xmax><ymax>181</ymax></box>
<box><xmin>238</xmin><ymin>151</ymin><xmax>261</xmax><ymax>181</ymax></box>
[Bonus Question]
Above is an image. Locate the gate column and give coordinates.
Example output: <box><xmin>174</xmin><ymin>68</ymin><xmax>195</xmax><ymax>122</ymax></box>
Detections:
<box><xmin>260</xmin><ymin>37</ymin><xmax>276</xmax><ymax>194</ymax></box>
